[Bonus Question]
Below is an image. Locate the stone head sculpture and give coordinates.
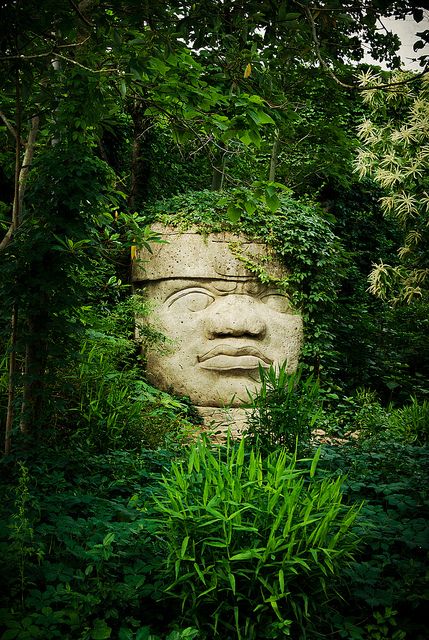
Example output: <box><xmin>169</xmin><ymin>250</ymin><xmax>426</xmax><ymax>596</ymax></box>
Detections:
<box><xmin>132</xmin><ymin>224</ymin><xmax>304</xmax><ymax>411</ymax></box>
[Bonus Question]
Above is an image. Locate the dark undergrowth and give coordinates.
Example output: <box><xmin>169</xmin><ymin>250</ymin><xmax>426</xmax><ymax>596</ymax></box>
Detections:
<box><xmin>0</xmin><ymin>425</ymin><xmax>427</xmax><ymax>640</ymax></box>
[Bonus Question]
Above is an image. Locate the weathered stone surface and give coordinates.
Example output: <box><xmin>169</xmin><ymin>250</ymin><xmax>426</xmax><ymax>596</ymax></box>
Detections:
<box><xmin>132</xmin><ymin>224</ymin><xmax>286</xmax><ymax>281</ymax></box>
<box><xmin>197</xmin><ymin>406</ymin><xmax>250</xmax><ymax>439</ymax></box>
<box><xmin>133</xmin><ymin>225</ymin><xmax>303</xmax><ymax>414</ymax></box>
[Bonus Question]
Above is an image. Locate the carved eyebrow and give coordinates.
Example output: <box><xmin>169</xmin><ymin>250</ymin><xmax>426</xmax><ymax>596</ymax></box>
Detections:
<box><xmin>155</xmin><ymin>278</ymin><xmax>275</xmax><ymax>302</ymax></box>
<box><xmin>211</xmin><ymin>281</ymin><xmax>237</xmax><ymax>293</ymax></box>
<box><xmin>261</xmin><ymin>290</ymin><xmax>289</xmax><ymax>297</ymax></box>
<box><xmin>155</xmin><ymin>279</ymin><xmax>210</xmax><ymax>299</ymax></box>
<box><xmin>211</xmin><ymin>279</ymin><xmax>265</xmax><ymax>294</ymax></box>
<box><xmin>165</xmin><ymin>286</ymin><xmax>215</xmax><ymax>307</ymax></box>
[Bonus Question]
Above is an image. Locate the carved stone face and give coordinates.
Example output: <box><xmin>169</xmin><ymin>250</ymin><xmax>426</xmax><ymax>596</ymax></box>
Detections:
<box><xmin>133</xmin><ymin>226</ymin><xmax>303</xmax><ymax>407</ymax></box>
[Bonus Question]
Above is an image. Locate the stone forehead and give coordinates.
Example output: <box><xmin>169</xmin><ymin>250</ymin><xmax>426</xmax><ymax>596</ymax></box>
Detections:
<box><xmin>132</xmin><ymin>224</ymin><xmax>285</xmax><ymax>281</ymax></box>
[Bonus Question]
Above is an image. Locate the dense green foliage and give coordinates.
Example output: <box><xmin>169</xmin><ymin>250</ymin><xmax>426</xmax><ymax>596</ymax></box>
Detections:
<box><xmin>1</xmin><ymin>419</ymin><xmax>427</xmax><ymax>639</ymax></box>
<box><xmin>150</xmin><ymin>439</ymin><xmax>360</xmax><ymax>639</ymax></box>
<box><xmin>321</xmin><ymin>441</ymin><xmax>429</xmax><ymax>640</ymax></box>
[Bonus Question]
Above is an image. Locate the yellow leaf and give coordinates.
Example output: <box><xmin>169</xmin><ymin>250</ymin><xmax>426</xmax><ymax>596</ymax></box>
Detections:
<box><xmin>131</xmin><ymin>245</ymin><xmax>137</xmax><ymax>260</ymax></box>
<box><xmin>244</xmin><ymin>63</ymin><xmax>252</xmax><ymax>78</ymax></box>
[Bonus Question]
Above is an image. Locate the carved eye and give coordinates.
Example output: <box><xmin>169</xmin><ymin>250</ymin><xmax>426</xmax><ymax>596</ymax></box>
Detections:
<box><xmin>168</xmin><ymin>289</ymin><xmax>215</xmax><ymax>312</ymax></box>
<box><xmin>260</xmin><ymin>293</ymin><xmax>292</xmax><ymax>313</ymax></box>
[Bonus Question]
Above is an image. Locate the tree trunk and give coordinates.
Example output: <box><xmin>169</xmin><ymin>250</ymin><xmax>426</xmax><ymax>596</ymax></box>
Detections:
<box><xmin>211</xmin><ymin>146</ymin><xmax>226</xmax><ymax>191</ymax></box>
<box><xmin>4</xmin><ymin>306</ymin><xmax>18</xmax><ymax>455</ymax></box>
<box><xmin>19</xmin><ymin>310</ymin><xmax>49</xmax><ymax>434</ymax></box>
<box><xmin>3</xmin><ymin>66</ymin><xmax>22</xmax><ymax>453</ymax></box>
<box><xmin>128</xmin><ymin>102</ymin><xmax>152</xmax><ymax>211</ymax></box>
<box><xmin>2</xmin><ymin>76</ymin><xmax>39</xmax><ymax>451</ymax></box>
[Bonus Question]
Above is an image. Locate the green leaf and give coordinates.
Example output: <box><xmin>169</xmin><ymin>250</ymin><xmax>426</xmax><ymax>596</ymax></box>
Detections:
<box><xmin>248</xmin><ymin>109</ymin><xmax>275</xmax><ymax>126</ymax></box>
<box><xmin>119</xmin><ymin>79</ymin><xmax>127</xmax><ymax>98</ymax></box>
<box><xmin>265</xmin><ymin>193</ymin><xmax>281</xmax><ymax>212</ymax></box>
<box><xmin>310</xmin><ymin>447</ymin><xmax>321</xmax><ymax>478</ymax></box>
<box><xmin>278</xmin><ymin>568</ymin><xmax>285</xmax><ymax>593</ymax></box>
<box><xmin>230</xmin><ymin>549</ymin><xmax>262</xmax><ymax>560</ymax></box>
<box><xmin>205</xmin><ymin>540</ymin><xmax>228</xmax><ymax>548</ymax></box>
<box><xmin>193</xmin><ymin>562</ymin><xmax>206</xmax><ymax>584</ymax></box>
<box><xmin>180</xmin><ymin>536</ymin><xmax>190</xmax><ymax>558</ymax></box>
<box><xmin>413</xmin><ymin>40</ymin><xmax>425</xmax><ymax>51</ymax></box>
<box><xmin>244</xmin><ymin>200</ymin><xmax>256</xmax><ymax>215</ymax></box>
<box><xmin>149</xmin><ymin>57</ymin><xmax>170</xmax><ymax>75</ymax></box>
<box><xmin>227</xmin><ymin>205</ymin><xmax>243</xmax><ymax>222</ymax></box>
<box><xmin>103</xmin><ymin>532</ymin><xmax>115</xmax><ymax>546</ymax></box>
<box><xmin>91</xmin><ymin>620</ymin><xmax>112</xmax><ymax>640</ymax></box>
<box><xmin>1</xmin><ymin>631</ymin><xmax>19</xmax><ymax>640</ymax></box>
<box><xmin>228</xmin><ymin>571</ymin><xmax>236</xmax><ymax>594</ymax></box>
<box><xmin>239</xmin><ymin>131</ymin><xmax>253</xmax><ymax>146</ymax></box>
<box><xmin>129</xmin><ymin>66</ymin><xmax>142</xmax><ymax>80</ymax></box>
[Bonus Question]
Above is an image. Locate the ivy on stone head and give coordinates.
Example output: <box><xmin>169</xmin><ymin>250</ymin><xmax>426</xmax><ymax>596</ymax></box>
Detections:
<box><xmin>141</xmin><ymin>188</ymin><xmax>344</xmax><ymax>375</ymax></box>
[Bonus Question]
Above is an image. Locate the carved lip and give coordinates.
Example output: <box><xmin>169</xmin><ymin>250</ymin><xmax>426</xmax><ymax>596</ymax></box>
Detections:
<box><xmin>198</xmin><ymin>345</ymin><xmax>272</xmax><ymax>371</ymax></box>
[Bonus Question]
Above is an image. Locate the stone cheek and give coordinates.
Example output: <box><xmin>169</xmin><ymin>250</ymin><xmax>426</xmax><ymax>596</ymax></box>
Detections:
<box><xmin>133</xmin><ymin>227</ymin><xmax>304</xmax><ymax>410</ymax></box>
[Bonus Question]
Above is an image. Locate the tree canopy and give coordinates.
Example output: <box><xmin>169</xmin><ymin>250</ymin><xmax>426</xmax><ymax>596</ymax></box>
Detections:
<box><xmin>1</xmin><ymin>0</ymin><xmax>429</xmax><ymax>446</ymax></box>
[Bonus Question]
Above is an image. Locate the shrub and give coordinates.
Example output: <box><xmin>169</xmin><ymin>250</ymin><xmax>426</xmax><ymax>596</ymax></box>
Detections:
<box><xmin>150</xmin><ymin>438</ymin><xmax>362</xmax><ymax>639</ymax></box>
<box><xmin>320</xmin><ymin>390</ymin><xmax>429</xmax><ymax>446</ymax></box>
<box><xmin>319</xmin><ymin>441</ymin><xmax>429</xmax><ymax>639</ymax></box>
<box><xmin>49</xmin><ymin>296</ymin><xmax>199</xmax><ymax>452</ymax></box>
<box><xmin>0</xmin><ymin>445</ymin><xmax>181</xmax><ymax>640</ymax></box>
<box><xmin>244</xmin><ymin>363</ymin><xmax>322</xmax><ymax>455</ymax></box>
<box><xmin>388</xmin><ymin>397</ymin><xmax>429</xmax><ymax>446</ymax></box>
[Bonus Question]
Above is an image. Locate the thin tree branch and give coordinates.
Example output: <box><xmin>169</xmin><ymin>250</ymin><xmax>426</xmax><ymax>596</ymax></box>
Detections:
<box><xmin>0</xmin><ymin>223</ymin><xmax>14</xmax><ymax>252</ymax></box>
<box><xmin>18</xmin><ymin>115</ymin><xmax>39</xmax><ymax>223</ymax></box>
<box><xmin>4</xmin><ymin>303</ymin><xmax>18</xmax><ymax>455</ymax></box>
<box><xmin>78</xmin><ymin>0</ymin><xmax>99</xmax><ymax>13</ymax></box>
<box><xmin>359</xmin><ymin>66</ymin><xmax>429</xmax><ymax>91</ymax></box>
<box><xmin>69</xmin><ymin>0</ymin><xmax>94</xmax><ymax>28</ymax></box>
<box><xmin>0</xmin><ymin>51</ymin><xmax>119</xmax><ymax>74</ymax></box>
<box><xmin>302</xmin><ymin>5</ymin><xmax>355</xmax><ymax>89</ymax></box>
<box><xmin>0</xmin><ymin>51</ymin><xmax>55</xmax><ymax>61</ymax></box>
<box><xmin>56</xmin><ymin>36</ymin><xmax>92</xmax><ymax>48</ymax></box>
<box><xmin>300</xmin><ymin>2</ymin><xmax>429</xmax><ymax>91</ymax></box>
<box><xmin>0</xmin><ymin>115</ymin><xmax>39</xmax><ymax>251</ymax></box>
<box><xmin>0</xmin><ymin>110</ymin><xmax>23</xmax><ymax>144</ymax></box>
<box><xmin>12</xmin><ymin>65</ymin><xmax>21</xmax><ymax>234</ymax></box>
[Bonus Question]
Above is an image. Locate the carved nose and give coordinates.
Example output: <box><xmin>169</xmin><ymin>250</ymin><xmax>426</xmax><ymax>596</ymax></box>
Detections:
<box><xmin>204</xmin><ymin>296</ymin><xmax>266</xmax><ymax>339</ymax></box>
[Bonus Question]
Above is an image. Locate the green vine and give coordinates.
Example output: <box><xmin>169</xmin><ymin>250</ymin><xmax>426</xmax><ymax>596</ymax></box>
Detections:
<box><xmin>142</xmin><ymin>187</ymin><xmax>344</xmax><ymax>375</ymax></box>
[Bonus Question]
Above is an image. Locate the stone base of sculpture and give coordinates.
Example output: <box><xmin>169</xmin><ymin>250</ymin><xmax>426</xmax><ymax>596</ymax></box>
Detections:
<box><xmin>197</xmin><ymin>406</ymin><xmax>250</xmax><ymax>439</ymax></box>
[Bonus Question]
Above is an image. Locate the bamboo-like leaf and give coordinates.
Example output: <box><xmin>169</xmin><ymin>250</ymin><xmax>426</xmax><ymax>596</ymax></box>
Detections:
<box><xmin>269</xmin><ymin>598</ymin><xmax>282</xmax><ymax>621</ymax></box>
<box><xmin>204</xmin><ymin>539</ymin><xmax>228</xmax><ymax>548</ymax></box>
<box><xmin>278</xmin><ymin>568</ymin><xmax>285</xmax><ymax>594</ymax></box>
<box><xmin>228</xmin><ymin>571</ymin><xmax>236</xmax><ymax>594</ymax></box>
<box><xmin>230</xmin><ymin>549</ymin><xmax>263</xmax><ymax>561</ymax></box>
<box><xmin>180</xmin><ymin>536</ymin><xmax>189</xmax><ymax>559</ymax></box>
<box><xmin>187</xmin><ymin>449</ymin><xmax>194</xmax><ymax>474</ymax></box>
<box><xmin>193</xmin><ymin>562</ymin><xmax>206</xmax><ymax>585</ymax></box>
<box><xmin>199</xmin><ymin>583</ymin><xmax>218</xmax><ymax>597</ymax></box>
<box><xmin>236</xmin><ymin>437</ymin><xmax>245</xmax><ymax>468</ymax></box>
<box><xmin>310</xmin><ymin>447</ymin><xmax>321</xmax><ymax>478</ymax></box>
<box><xmin>202</xmin><ymin>479</ymin><xmax>209</xmax><ymax>506</ymax></box>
